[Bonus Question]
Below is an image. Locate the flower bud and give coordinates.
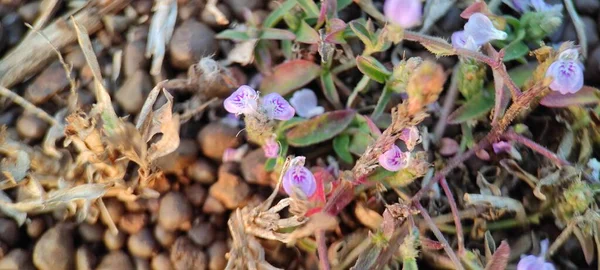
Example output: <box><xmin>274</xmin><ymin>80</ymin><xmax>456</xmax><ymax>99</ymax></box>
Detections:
<box><xmin>457</xmin><ymin>61</ymin><xmax>486</xmax><ymax>99</ymax></box>
<box><xmin>520</xmin><ymin>1</ymin><xmax>563</xmax><ymax>41</ymax></box>
<box><xmin>383</xmin><ymin>0</ymin><xmax>422</xmax><ymax>29</ymax></box>
<box><xmin>406</xmin><ymin>60</ymin><xmax>446</xmax><ymax>113</ymax></box>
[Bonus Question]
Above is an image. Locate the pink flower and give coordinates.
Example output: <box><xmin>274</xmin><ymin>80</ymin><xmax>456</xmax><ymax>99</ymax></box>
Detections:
<box><xmin>282</xmin><ymin>158</ymin><xmax>317</xmax><ymax>197</ymax></box>
<box><xmin>463</xmin><ymin>13</ymin><xmax>507</xmax><ymax>46</ymax></box>
<box><xmin>492</xmin><ymin>141</ymin><xmax>512</xmax><ymax>154</ymax></box>
<box><xmin>517</xmin><ymin>239</ymin><xmax>555</xmax><ymax>270</ymax></box>
<box><xmin>290</xmin><ymin>89</ymin><xmax>324</xmax><ymax>118</ymax></box>
<box><xmin>224</xmin><ymin>85</ymin><xmax>258</xmax><ymax>115</ymax></box>
<box><xmin>399</xmin><ymin>126</ymin><xmax>420</xmax><ymax>151</ymax></box>
<box><xmin>379</xmin><ymin>145</ymin><xmax>410</xmax><ymax>171</ymax></box>
<box><xmin>262</xmin><ymin>137</ymin><xmax>279</xmax><ymax>158</ymax></box>
<box><xmin>383</xmin><ymin>0</ymin><xmax>422</xmax><ymax>29</ymax></box>
<box><xmin>545</xmin><ymin>49</ymin><xmax>584</xmax><ymax>95</ymax></box>
<box><xmin>261</xmin><ymin>93</ymin><xmax>295</xmax><ymax>121</ymax></box>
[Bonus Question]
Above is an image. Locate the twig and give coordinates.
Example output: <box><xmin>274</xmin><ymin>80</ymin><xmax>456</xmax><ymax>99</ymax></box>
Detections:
<box><xmin>564</xmin><ymin>0</ymin><xmax>587</xmax><ymax>58</ymax></box>
<box><xmin>416</xmin><ymin>202</ymin><xmax>464</xmax><ymax>270</ymax></box>
<box><xmin>433</xmin><ymin>67</ymin><xmax>459</xmax><ymax>144</ymax></box>
<box><xmin>316</xmin><ymin>229</ymin><xmax>330</xmax><ymax>270</ymax></box>
<box><xmin>503</xmin><ymin>131</ymin><xmax>570</xmax><ymax>167</ymax></box>
<box><xmin>178</xmin><ymin>97</ymin><xmax>218</xmax><ymax>123</ymax></box>
<box><xmin>439</xmin><ymin>177</ymin><xmax>464</xmax><ymax>255</ymax></box>
<box><xmin>0</xmin><ymin>86</ymin><xmax>57</xmax><ymax>126</ymax></box>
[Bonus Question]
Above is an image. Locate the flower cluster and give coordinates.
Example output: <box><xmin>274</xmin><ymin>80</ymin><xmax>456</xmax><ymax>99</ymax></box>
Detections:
<box><xmin>545</xmin><ymin>49</ymin><xmax>584</xmax><ymax>95</ymax></box>
<box><xmin>517</xmin><ymin>239</ymin><xmax>555</xmax><ymax>270</ymax></box>
<box><xmin>383</xmin><ymin>0</ymin><xmax>422</xmax><ymax>29</ymax></box>
<box><xmin>282</xmin><ymin>156</ymin><xmax>317</xmax><ymax>198</ymax></box>
<box><xmin>451</xmin><ymin>13</ymin><xmax>507</xmax><ymax>51</ymax></box>
<box><xmin>224</xmin><ymin>85</ymin><xmax>295</xmax><ymax>121</ymax></box>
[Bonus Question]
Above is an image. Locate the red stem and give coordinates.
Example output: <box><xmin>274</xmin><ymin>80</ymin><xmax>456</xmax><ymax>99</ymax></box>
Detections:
<box><xmin>439</xmin><ymin>177</ymin><xmax>465</xmax><ymax>255</ymax></box>
<box><xmin>503</xmin><ymin>131</ymin><xmax>570</xmax><ymax>167</ymax></box>
<box><xmin>316</xmin><ymin>229</ymin><xmax>330</xmax><ymax>270</ymax></box>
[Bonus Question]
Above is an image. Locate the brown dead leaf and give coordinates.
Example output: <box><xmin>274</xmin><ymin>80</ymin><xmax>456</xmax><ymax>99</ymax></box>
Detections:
<box><xmin>284</xmin><ymin>212</ymin><xmax>337</xmax><ymax>243</ymax></box>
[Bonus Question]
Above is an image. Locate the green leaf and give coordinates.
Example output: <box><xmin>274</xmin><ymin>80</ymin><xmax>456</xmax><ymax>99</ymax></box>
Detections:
<box><xmin>337</xmin><ymin>0</ymin><xmax>353</xmax><ymax>10</ymax></box>
<box><xmin>261</xmin><ymin>28</ymin><xmax>296</xmax><ymax>40</ymax></box>
<box><xmin>261</xmin><ymin>59</ymin><xmax>321</xmax><ymax>96</ymax></box>
<box><xmin>216</xmin><ymin>30</ymin><xmax>250</xmax><ymax>41</ymax></box>
<box><xmin>264</xmin><ymin>158</ymin><xmax>277</xmax><ymax>172</ymax></box>
<box><xmin>320</xmin><ymin>71</ymin><xmax>342</xmax><ymax>108</ymax></box>
<box><xmin>324</xmin><ymin>18</ymin><xmax>348</xmax><ymax>44</ymax></box>
<box><xmin>254</xmin><ymin>40</ymin><xmax>272</xmax><ymax>74</ymax></box>
<box><xmin>540</xmin><ymin>86</ymin><xmax>600</xmax><ymax>108</ymax></box>
<box><xmin>287</xmin><ymin>110</ymin><xmax>357</xmax><ymax>146</ymax></box>
<box><xmin>264</xmin><ymin>0</ymin><xmax>297</xmax><ymax>28</ymax></box>
<box><xmin>448</xmin><ymin>89</ymin><xmax>495</xmax><ymax>124</ymax></box>
<box><xmin>333</xmin><ymin>135</ymin><xmax>354</xmax><ymax>163</ymax></box>
<box><xmin>356</xmin><ymin>56</ymin><xmax>391</xmax><ymax>83</ymax></box>
<box><xmin>349</xmin><ymin>20</ymin><xmax>374</xmax><ymax>47</ymax></box>
<box><xmin>503</xmin><ymin>41</ymin><xmax>529</xmax><ymax>62</ymax></box>
<box><xmin>295</xmin><ymin>20</ymin><xmax>320</xmax><ymax>44</ymax></box>
<box><xmin>276</xmin><ymin>117</ymin><xmax>306</xmax><ymax>134</ymax></box>
<box><xmin>297</xmin><ymin>0</ymin><xmax>320</xmax><ymax>18</ymax></box>
<box><xmin>348</xmin><ymin>131</ymin><xmax>372</xmax><ymax>155</ymax></box>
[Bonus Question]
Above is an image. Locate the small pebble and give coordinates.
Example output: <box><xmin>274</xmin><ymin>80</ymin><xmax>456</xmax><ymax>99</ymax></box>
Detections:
<box><xmin>158</xmin><ymin>192</ymin><xmax>193</xmax><ymax>231</ymax></box>
<box><xmin>154</xmin><ymin>225</ymin><xmax>177</xmax><ymax>248</ymax></box>
<box><xmin>208</xmin><ymin>241</ymin><xmax>227</xmax><ymax>270</ymax></box>
<box><xmin>209</xmin><ymin>169</ymin><xmax>250</xmax><ymax>209</ymax></box>
<box><xmin>97</xmin><ymin>251</ymin><xmax>134</xmax><ymax>270</ymax></box>
<box><xmin>101</xmin><ymin>199</ymin><xmax>125</xmax><ymax>226</ymax></box>
<box><xmin>16</xmin><ymin>114</ymin><xmax>48</xmax><ymax>140</ymax></box>
<box><xmin>119</xmin><ymin>213</ymin><xmax>148</xmax><ymax>234</ymax></box>
<box><xmin>202</xmin><ymin>195</ymin><xmax>226</xmax><ymax>214</ymax></box>
<box><xmin>196</xmin><ymin>122</ymin><xmax>242</xmax><ymax>161</ymax></box>
<box><xmin>24</xmin><ymin>61</ymin><xmax>72</xmax><ymax>104</ymax></box>
<box><xmin>0</xmin><ymin>218</ymin><xmax>19</xmax><ymax>246</ymax></box>
<box><xmin>169</xmin><ymin>19</ymin><xmax>218</xmax><ymax>70</ymax></box>
<box><xmin>187</xmin><ymin>222</ymin><xmax>215</xmax><ymax>247</ymax></box>
<box><xmin>75</xmin><ymin>246</ymin><xmax>96</xmax><ymax>270</ymax></box>
<box><xmin>26</xmin><ymin>217</ymin><xmax>46</xmax><ymax>239</ymax></box>
<box><xmin>33</xmin><ymin>224</ymin><xmax>74</xmax><ymax>270</ymax></box>
<box><xmin>170</xmin><ymin>236</ymin><xmax>208</xmax><ymax>270</ymax></box>
<box><xmin>65</xmin><ymin>48</ymin><xmax>87</xmax><ymax>70</ymax></box>
<box><xmin>200</xmin><ymin>3</ymin><xmax>232</xmax><ymax>27</ymax></box>
<box><xmin>241</xmin><ymin>149</ymin><xmax>271</xmax><ymax>185</ymax></box>
<box><xmin>187</xmin><ymin>159</ymin><xmax>217</xmax><ymax>184</ymax></box>
<box><xmin>134</xmin><ymin>257</ymin><xmax>151</xmax><ymax>270</ymax></box>
<box><xmin>184</xmin><ymin>183</ymin><xmax>207</xmax><ymax>207</ymax></box>
<box><xmin>0</xmin><ymin>249</ymin><xmax>35</xmax><ymax>270</ymax></box>
<box><xmin>575</xmin><ymin>0</ymin><xmax>600</xmax><ymax>15</ymax></box>
<box><xmin>104</xmin><ymin>230</ymin><xmax>127</xmax><ymax>250</ymax></box>
<box><xmin>116</xmin><ymin>70</ymin><xmax>153</xmax><ymax>114</ymax></box>
<box><xmin>78</xmin><ymin>222</ymin><xmax>104</xmax><ymax>243</ymax></box>
<box><xmin>132</xmin><ymin>0</ymin><xmax>153</xmax><ymax>15</ymax></box>
<box><xmin>151</xmin><ymin>253</ymin><xmax>174</xmax><ymax>270</ymax></box>
<box><xmin>126</xmin><ymin>199</ymin><xmax>146</xmax><ymax>212</ymax></box>
<box><xmin>128</xmin><ymin>228</ymin><xmax>158</xmax><ymax>259</ymax></box>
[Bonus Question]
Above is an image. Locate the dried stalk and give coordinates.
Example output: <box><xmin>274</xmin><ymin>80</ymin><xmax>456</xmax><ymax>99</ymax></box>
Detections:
<box><xmin>416</xmin><ymin>202</ymin><xmax>464</xmax><ymax>270</ymax></box>
<box><xmin>0</xmin><ymin>86</ymin><xmax>57</xmax><ymax>126</ymax></box>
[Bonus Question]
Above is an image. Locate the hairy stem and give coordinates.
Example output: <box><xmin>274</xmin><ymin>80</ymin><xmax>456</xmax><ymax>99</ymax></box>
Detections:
<box><xmin>316</xmin><ymin>229</ymin><xmax>330</xmax><ymax>270</ymax></box>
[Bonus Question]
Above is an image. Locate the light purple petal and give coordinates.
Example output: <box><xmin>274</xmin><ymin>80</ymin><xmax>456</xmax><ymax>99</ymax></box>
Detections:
<box><xmin>464</xmin><ymin>13</ymin><xmax>507</xmax><ymax>46</ymax></box>
<box><xmin>224</xmin><ymin>85</ymin><xmax>258</xmax><ymax>114</ymax></box>
<box><xmin>492</xmin><ymin>141</ymin><xmax>512</xmax><ymax>154</ymax></box>
<box><xmin>531</xmin><ymin>0</ymin><xmax>562</xmax><ymax>12</ymax></box>
<box><xmin>261</xmin><ymin>93</ymin><xmax>295</xmax><ymax>120</ymax></box>
<box><xmin>383</xmin><ymin>0</ymin><xmax>423</xmax><ymax>29</ymax></box>
<box><xmin>545</xmin><ymin>60</ymin><xmax>584</xmax><ymax>94</ymax></box>
<box><xmin>282</xmin><ymin>165</ymin><xmax>317</xmax><ymax>197</ymax></box>
<box><xmin>290</xmin><ymin>89</ymin><xmax>325</xmax><ymax>118</ymax></box>
<box><xmin>517</xmin><ymin>255</ymin><xmax>541</xmax><ymax>270</ymax></box>
<box><xmin>263</xmin><ymin>137</ymin><xmax>279</xmax><ymax>158</ymax></box>
<box><xmin>399</xmin><ymin>126</ymin><xmax>420</xmax><ymax>151</ymax></box>
<box><xmin>451</xmin><ymin>31</ymin><xmax>480</xmax><ymax>51</ymax></box>
<box><xmin>379</xmin><ymin>145</ymin><xmax>410</xmax><ymax>171</ymax></box>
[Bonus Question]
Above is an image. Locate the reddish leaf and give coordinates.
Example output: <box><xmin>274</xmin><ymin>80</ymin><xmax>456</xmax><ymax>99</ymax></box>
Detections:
<box><xmin>540</xmin><ymin>86</ymin><xmax>600</xmax><ymax>108</ymax></box>
<box><xmin>484</xmin><ymin>241</ymin><xmax>511</xmax><ymax>270</ymax></box>
<box><xmin>287</xmin><ymin>110</ymin><xmax>356</xmax><ymax>146</ymax></box>
<box><xmin>260</xmin><ymin>59</ymin><xmax>321</xmax><ymax>96</ymax></box>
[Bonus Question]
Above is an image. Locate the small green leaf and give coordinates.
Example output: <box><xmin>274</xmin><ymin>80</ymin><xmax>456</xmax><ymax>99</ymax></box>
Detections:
<box><xmin>333</xmin><ymin>135</ymin><xmax>354</xmax><ymax>163</ymax></box>
<box><xmin>448</xmin><ymin>90</ymin><xmax>494</xmax><ymax>124</ymax></box>
<box><xmin>295</xmin><ymin>20</ymin><xmax>320</xmax><ymax>44</ymax></box>
<box><xmin>254</xmin><ymin>40</ymin><xmax>272</xmax><ymax>74</ymax></box>
<box><xmin>324</xmin><ymin>18</ymin><xmax>347</xmax><ymax>44</ymax></box>
<box><xmin>264</xmin><ymin>158</ymin><xmax>277</xmax><ymax>172</ymax></box>
<box><xmin>320</xmin><ymin>71</ymin><xmax>342</xmax><ymax>108</ymax></box>
<box><xmin>261</xmin><ymin>59</ymin><xmax>321</xmax><ymax>96</ymax></box>
<box><xmin>503</xmin><ymin>41</ymin><xmax>529</xmax><ymax>62</ymax></box>
<box><xmin>264</xmin><ymin>0</ymin><xmax>297</xmax><ymax>28</ymax></box>
<box><xmin>287</xmin><ymin>110</ymin><xmax>357</xmax><ymax>146</ymax></box>
<box><xmin>421</xmin><ymin>36</ymin><xmax>455</xmax><ymax>57</ymax></box>
<box><xmin>261</xmin><ymin>28</ymin><xmax>296</xmax><ymax>40</ymax></box>
<box><xmin>337</xmin><ymin>0</ymin><xmax>353</xmax><ymax>11</ymax></box>
<box><xmin>356</xmin><ymin>56</ymin><xmax>391</xmax><ymax>83</ymax></box>
<box><xmin>297</xmin><ymin>0</ymin><xmax>320</xmax><ymax>18</ymax></box>
<box><xmin>276</xmin><ymin>117</ymin><xmax>306</xmax><ymax>134</ymax></box>
<box><xmin>348</xmin><ymin>131</ymin><xmax>372</xmax><ymax>155</ymax></box>
<box><xmin>349</xmin><ymin>20</ymin><xmax>374</xmax><ymax>48</ymax></box>
<box><xmin>216</xmin><ymin>30</ymin><xmax>251</xmax><ymax>41</ymax></box>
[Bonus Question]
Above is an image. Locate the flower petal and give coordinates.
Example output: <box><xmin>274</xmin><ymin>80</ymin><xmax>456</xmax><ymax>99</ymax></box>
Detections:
<box><xmin>283</xmin><ymin>165</ymin><xmax>317</xmax><ymax>197</ymax></box>
<box><xmin>290</xmin><ymin>89</ymin><xmax>324</xmax><ymax>118</ymax></box>
<box><xmin>384</xmin><ymin>0</ymin><xmax>423</xmax><ymax>29</ymax></box>
<box><xmin>378</xmin><ymin>145</ymin><xmax>410</xmax><ymax>171</ymax></box>
<box><xmin>546</xmin><ymin>60</ymin><xmax>584</xmax><ymax>94</ymax></box>
<box><xmin>261</xmin><ymin>93</ymin><xmax>295</xmax><ymax>120</ymax></box>
<box><xmin>262</xmin><ymin>137</ymin><xmax>280</xmax><ymax>158</ymax></box>
<box><xmin>464</xmin><ymin>13</ymin><xmax>507</xmax><ymax>46</ymax></box>
<box><xmin>224</xmin><ymin>85</ymin><xmax>258</xmax><ymax>114</ymax></box>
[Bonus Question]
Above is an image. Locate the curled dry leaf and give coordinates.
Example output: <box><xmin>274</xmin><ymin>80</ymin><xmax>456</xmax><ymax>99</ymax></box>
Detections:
<box><xmin>42</xmin><ymin>109</ymin><xmax>67</xmax><ymax>158</ymax></box>
<box><xmin>464</xmin><ymin>193</ymin><xmax>527</xmax><ymax>224</ymax></box>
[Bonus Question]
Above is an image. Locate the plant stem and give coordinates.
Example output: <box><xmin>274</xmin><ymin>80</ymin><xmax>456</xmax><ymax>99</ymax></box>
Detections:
<box><xmin>416</xmin><ymin>202</ymin><xmax>465</xmax><ymax>270</ymax></box>
<box><xmin>503</xmin><ymin>131</ymin><xmax>570</xmax><ymax>167</ymax></box>
<box><xmin>0</xmin><ymin>86</ymin><xmax>58</xmax><ymax>126</ymax></box>
<box><xmin>440</xmin><ymin>177</ymin><xmax>464</xmax><ymax>255</ymax></box>
<box><xmin>316</xmin><ymin>229</ymin><xmax>330</xmax><ymax>270</ymax></box>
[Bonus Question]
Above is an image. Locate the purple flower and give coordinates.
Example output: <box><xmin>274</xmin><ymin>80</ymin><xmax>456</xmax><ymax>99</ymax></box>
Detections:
<box><xmin>282</xmin><ymin>158</ymin><xmax>316</xmax><ymax>197</ymax></box>
<box><xmin>492</xmin><ymin>141</ymin><xmax>512</xmax><ymax>154</ymax></box>
<box><xmin>383</xmin><ymin>0</ymin><xmax>422</xmax><ymax>29</ymax></box>
<box><xmin>379</xmin><ymin>145</ymin><xmax>410</xmax><ymax>172</ymax></box>
<box><xmin>451</xmin><ymin>31</ymin><xmax>479</xmax><ymax>51</ymax></box>
<box><xmin>290</xmin><ymin>89</ymin><xmax>325</xmax><ymax>118</ymax></box>
<box><xmin>224</xmin><ymin>85</ymin><xmax>258</xmax><ymax>115</ymax></box>
<box><xmin>463</xmin><ymin>13</ymin><xmax>507</xmax><ymax>46</ymax></box>
<box><xmin>399</xmin><ymin>126</ymin><xmax>420</xmax><ymax>151</ymax></box>
<box><xmin>261</xmin><ymin>93</ymin><xmax>295</xmax><ymax>121</ymax></box>
<box><xmin>545</xmin><ymin>49</ymin><xmax>584</xmax><ymax>95</ymax></box>
<box><xmin>517</xmin><ymin>239</ymin><xmax>555</xmax><ymax>270</ymax></box>
<box><xmin>263</xmin><ymin>137</ymin><xmax>279</xmax><ymax>158</ymax></box>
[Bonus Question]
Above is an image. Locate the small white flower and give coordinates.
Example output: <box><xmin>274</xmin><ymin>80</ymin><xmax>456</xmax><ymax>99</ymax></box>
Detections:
<box><xmin>290</xmin><ymin>89</ymin><xmax>325</xmax><ymax>118</ymax></box>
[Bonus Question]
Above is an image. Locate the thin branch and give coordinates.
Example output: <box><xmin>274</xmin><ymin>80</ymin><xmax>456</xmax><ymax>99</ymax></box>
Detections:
<box><xmin>433</xmin><ymin>67</ymin><xmax>460</xmax><ymax>144</ymax></box>
<box><xmin>0</xmin><ymin>86</ymin><xmax>58</xmax><ymax>126</ymax></box>
<box><xmin>416</xmin><ymin>202</ymin><xmax>464</xmax><ymax>270</ymax></box>
<box><xmin>316</xmin><ymin>229</ymin><xmax>330</xmax><ymax>270</ymax></box>
<box><xmin>503</xmin><ymin>131</ymin><xmax>570</xmax><ymax>167</ymax></box>
<box><xmin>440</xmin><ymin>177</ymin><xmax>464</xmax><ymax>255</ymax></box>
